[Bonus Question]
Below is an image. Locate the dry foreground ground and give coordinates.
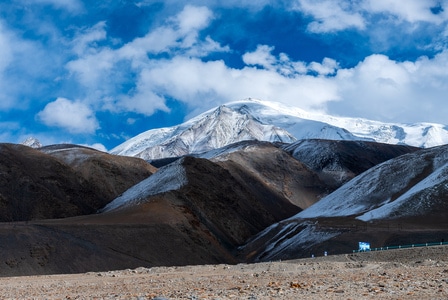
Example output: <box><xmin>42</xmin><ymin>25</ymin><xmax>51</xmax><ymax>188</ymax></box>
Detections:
<box><xmin>0</xmin><ymin>245</ymin><xmax>447</xmax><ymax>299</ymax></box>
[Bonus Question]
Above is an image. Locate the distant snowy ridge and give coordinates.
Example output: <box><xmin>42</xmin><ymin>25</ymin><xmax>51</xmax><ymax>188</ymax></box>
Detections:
<box><xmin>101</xmin><ymin>158</ymin><xmax>187</xmax><ymax>212</ymax></box>
<box><xmin>111</xmin><ymin>98</ymin><xmax>448</xmax><ymax>159</ymax></box>
<box><xmin>225</xmin><ymin>99</ymin><xmax>448</xmax><ymax>148</ymax></box>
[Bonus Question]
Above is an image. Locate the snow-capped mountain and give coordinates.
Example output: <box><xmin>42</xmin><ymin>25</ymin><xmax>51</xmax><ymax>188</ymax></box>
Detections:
<box><xmin>110</xmin><ymin>104</ymin><xmax>297</xmax><ymax>159</ymax></box>
<box><xmin>111</xmin><ymin>99</ymin><xmax>448</xmax><ymax>159</ymax></box>
<box><xmin>21</xmin><ymin>137</ymin><xmax>42</xmax><ymax>148</ymax></box>
<box><xmin>225</xmin><ymin>99</ymin><xmax>448</xmax><ymax>148</ymax></box>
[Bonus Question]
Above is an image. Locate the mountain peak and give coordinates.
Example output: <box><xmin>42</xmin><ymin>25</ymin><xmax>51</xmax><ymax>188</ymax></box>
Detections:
<box><xmin>111</xmin><ymin>99</ymin><xmax>448</xmax><ymax>160</ymax></box>
<box><xmin>21</xmin><ymin>137</ymin><xmax>42</xmax><ymax>149</ymax></box>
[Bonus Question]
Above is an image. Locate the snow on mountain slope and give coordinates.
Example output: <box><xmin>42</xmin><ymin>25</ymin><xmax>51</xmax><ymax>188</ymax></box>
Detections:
<box><xmin>227</xmin><ymin>99</ymin><xmax>448</xmax><ymax>148</ymax></box>
<box><xmin>110</xmin><ymin>105</ymin><xmax>296</xmax><ymax>159</ymax></box>
<box><xmin>111</xmin><ymin>98</ymin><xmax>448</xmax><ymax>160</ymax></box>
<box><xmin>296</xmin><ymin>144</ymin><xmax>448</xmax><ymax>220</ymax></box>
<box><xmin>101</xmin><ymin>158</ymin><xmax>187</xmax><ymax>212</ymax></box>
<box><xmin>357</xmin><ymin>162</ymin><xmax>448</xmax><ymax>221</ymax></box>
<box><xmin>226</xmin><ymin>99</ymin><xmax>369</xmax><ymax>142</ymax></box>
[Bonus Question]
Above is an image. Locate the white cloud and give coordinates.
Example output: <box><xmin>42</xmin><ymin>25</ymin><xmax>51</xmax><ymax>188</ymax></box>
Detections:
<box><xmin>332</xmin><ymin>52</ymin><xmax>448</xmax><ymax>122</ymax></box>
<box><xmin>82</xmin><ymin>143</ymin><xmax>108</xmax><ymax>152</ymax></box>
<box><xmin>116</xmin><ymin>5</ymin><xmax>216</xmax><ymax>60</ymax></box>
<box><xmin>0</xmin><ymin>23</ymin><xmax>15</xmax><ymax>109</ymax></box>
<box><xmin>0</xmin><ymin>20</ymin><xmax>53</xmax><ymax>111</ymax></box>
<box><xmin>295</xmin><ymin>0</ymin><xmax>366</xmax><ymax>32</ymax></box>
<box><xmin>242</xmin><ymin>45</ymin><xmax>277</xmax><ymax>70</ymax></box>
<box><xmin>309</xmin><ymin>58</ymin><xmax>339</xmax><ymax>76</ymax></box>
<box><xmin>39</xmin><ymin>3</ymin><xmax>448</xmax><ymax>130</ymax></box>
<box><xmin>364</xmin><ymin>0</ymin><xmax>448</xmax><ymax>24</ymax></box>
<box><xmin>66</xmin><ymin>5</ymin><xmax>228</xmax><ymax>114</ymax></box>
<box><xmin>292</xmin><ymin>0</ymin><xmax>448</xmax><ymax>33</ymax></box>
<box><xmin>0</xmin><ymin>22</ymin><xmax>13</xmax><ymax>72</ymax></box>
<box><xmin>37</xmin><ymin>97</ymin><xmax>99</xmax><ymax>134</ymax></box>
<box><xmin>71</xmin><ymin>22</ymin><xmax>107</xmax><ymax>56</ymax></box>
<box><xmin>175</xmin><ymin>5</ymin><xmax>214</xmax><ymax>34</ymax></box>
<box><xmin>242</xmin><ymin>45</ymin><xmax>338</xmax><ymax>76</ymax></box>
<box><xmin>135</xmin><ymin>56</ymin><xmax>339</xmax><ymax>112</ymax></box>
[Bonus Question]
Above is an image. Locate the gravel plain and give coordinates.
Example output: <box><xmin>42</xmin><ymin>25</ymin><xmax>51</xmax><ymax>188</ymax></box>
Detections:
<box><xmin>0</xmin><ymin>245</ymin><xmax>447</xmax><ymax>299</ymax></box>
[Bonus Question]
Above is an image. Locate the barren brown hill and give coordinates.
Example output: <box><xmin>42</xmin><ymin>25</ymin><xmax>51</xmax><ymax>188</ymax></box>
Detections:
<box><xmin>0</xmin><ymin>156</ymin><xmax>302</xmax><ymax>276</ymax></box>
<box><xmin>209</xmin><ymin>141</ymin><xmax>329</xmax><ymax>209</ymax></box>
<box><xmin>0</xmin><ymin>143</ymin><xmax>155</xmax><ymax>221</ymax></box>
<box><xmin>41</xmin><ymin>144</ymin><xmax>157</xmax><ymax>202</ymax></box>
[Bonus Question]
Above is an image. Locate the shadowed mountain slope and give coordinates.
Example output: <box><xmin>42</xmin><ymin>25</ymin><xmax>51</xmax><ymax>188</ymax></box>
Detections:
<box><xmin>283</xmin><ymin>140</ymin><xmax>419</xmax><ymax>188</ymax></box>
<box><xmin>202</xmin><ymin>141</ymin><xmax>329</xmax><ymax>209</ymax></box>
<box><xmin>0</xmin><ymin>144</ymin><xmax>155</xmax><ymax>221</ymax></box>
<box><xmin>41</xmin><ymin>144</ymin><xmax>157</xmax><ymax>202</ymax></box>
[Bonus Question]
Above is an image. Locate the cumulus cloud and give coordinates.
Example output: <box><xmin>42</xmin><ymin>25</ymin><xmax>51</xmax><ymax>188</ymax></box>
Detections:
<box><xmin>242</xmin><ymin>44</ymin><xmax>337</xmax><ymax>76</ymax></box>
<box><xmin>71</xmin><ymin>22</ymin><xmax>107</xmax><ymax>56</ymax></box>
<box><xmin>364</xmin><ymin>0</ymin><xmax>448</xmax><ymax>24</ymax></box>
<box><xmin>293</xmin><ymin>0</ymin><xmax>448</xmax><ymax>33</ymax></box>
<box><xmin>37</xmin><ymin>98</ymin><xmax>99</xmax><ymax>134</ymax></box>
<box><xmin>332</xmin><ymin>52</ymin><xmax>448</xmax><ymax>122</ymax></box>
<box><xmin>0</xmin><ymin>23</ymin><xmax>13</xmax><ymax>72</ymax></box>
<box><xmin>242</xmin><ymin>45</ymin><xmax>278</xmax><ymax>70</ymax></box>
<box><xmin>294</xmin><ymin>0</ymin><xmax>366</xmax><ymax>32</ymax></box>
<box><xmin>66</xmin><ymin>5</ymin><xmax>228</xmax><ymax>115</ymax></box>
<box><xmin>136</xmin><ymin>56</ymin><xmax>339</xmax><ymax>112</ymax></box>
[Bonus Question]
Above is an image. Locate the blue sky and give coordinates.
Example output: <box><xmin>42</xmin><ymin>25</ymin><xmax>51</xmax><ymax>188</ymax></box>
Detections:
<box><xmin>1</xmin><ymin>0</ymin><xmax>448</xmax><ymax>150</ymax></box>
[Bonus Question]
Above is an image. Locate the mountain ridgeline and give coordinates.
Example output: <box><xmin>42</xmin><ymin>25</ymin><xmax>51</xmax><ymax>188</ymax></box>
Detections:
<box><xmin>111</xmin><ymin>98</ymin><xmax>448</xmax><ymax>159</ymax></box>
<box><xmin>0</xmin><ymin>99</ymin><xmax>446</xmax><ymax>276</ymax></box>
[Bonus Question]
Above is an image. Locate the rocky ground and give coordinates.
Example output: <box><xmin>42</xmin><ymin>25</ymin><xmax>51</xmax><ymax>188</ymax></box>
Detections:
<box><xmin>0</xmin><ymin>245</ymin><xmax>447</xmax><ymax>299</ymax></box>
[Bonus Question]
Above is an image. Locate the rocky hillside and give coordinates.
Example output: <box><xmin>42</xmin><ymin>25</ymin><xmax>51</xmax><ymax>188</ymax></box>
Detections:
<box><xmin>0</xmin><ymin>144</ymin><xmax>155</xmax><ymax>221</ymax></box>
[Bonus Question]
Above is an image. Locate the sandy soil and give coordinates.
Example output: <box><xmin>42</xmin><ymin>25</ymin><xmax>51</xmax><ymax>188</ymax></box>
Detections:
<box><xmin>0</xmin><ymin>245</ymin><xmax>447</xmax><ymax>299</ymax></box>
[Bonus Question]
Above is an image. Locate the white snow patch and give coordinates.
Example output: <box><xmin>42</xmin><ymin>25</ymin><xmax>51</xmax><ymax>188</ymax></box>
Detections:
<box><xmin>293</xmin><ymin>145</ymin><xmax>448</xmax><ymax>221</ymax></box>
<box><xmin>357</xmin><ymin>161</ymin><xmax>448</xmax><ymax>221</ymax></box>
<box><xmin>294</xmin><ymin>148</ymin><xmax>439</xmax><ymax>219</ymax></box>
<box><xmin>101</xmin><ymin>158</ymin><xmax>187</xmax><ymax>212</ymax></box>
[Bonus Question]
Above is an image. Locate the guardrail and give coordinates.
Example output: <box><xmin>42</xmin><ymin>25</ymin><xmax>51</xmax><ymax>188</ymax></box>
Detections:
<box><xmin>353</xmin><ymin>241</ymin><xmax>448</xmax><ymax>252</ymax></box>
